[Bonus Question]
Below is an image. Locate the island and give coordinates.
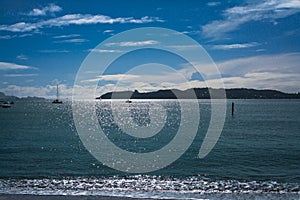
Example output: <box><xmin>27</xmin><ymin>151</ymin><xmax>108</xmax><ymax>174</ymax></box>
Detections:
<box><xmin>97</xmin><ymin>88</ymin><xmax>300</xmax><ymax>99</ymax></box>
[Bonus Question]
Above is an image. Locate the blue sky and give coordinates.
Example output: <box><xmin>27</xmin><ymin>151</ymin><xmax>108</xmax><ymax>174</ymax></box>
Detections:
<box><xmin>0</xmin><ymin>0</ymin><xmax>299</xmax><ymax>98</ymax></box>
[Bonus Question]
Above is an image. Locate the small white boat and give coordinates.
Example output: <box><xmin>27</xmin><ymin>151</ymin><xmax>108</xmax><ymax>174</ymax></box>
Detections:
<box><xmin>1</xmin><ymin>102</ymin><xmax>11</xmax><ymax>108</ymax></box>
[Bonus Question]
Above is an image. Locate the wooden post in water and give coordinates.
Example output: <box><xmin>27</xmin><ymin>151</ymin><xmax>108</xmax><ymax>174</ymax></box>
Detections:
<box><xmin>231</xmin><ymin>102</ymin><xmax>235</xmax><ymax>116</ymax></box>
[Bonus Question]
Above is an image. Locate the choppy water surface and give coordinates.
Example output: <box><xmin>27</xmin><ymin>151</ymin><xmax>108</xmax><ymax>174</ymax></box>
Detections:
<box><xmin>0</xmin><ymin>99</ymin><xmax>299</xmax><ymax>199</ymax></box>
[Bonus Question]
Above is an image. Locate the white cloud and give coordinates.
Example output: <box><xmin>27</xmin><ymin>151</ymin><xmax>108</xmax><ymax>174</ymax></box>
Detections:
<box><xmin>0</xmin><ymin>14</ymin><xmax>163</xmax><ymax>32</ymax></box>
<box><xmin>2</xmin><ymin>84</ymin><xmax>69</xmax><ymax>98</ymax></box>
<box><xmin>19</xmin><ymin>34</ymin><xmax>33</xmax><ymax>38</ymax></box>
<box><xmin>2</xmin><ymin>85</ymin><xmax>49</xmax><ymax>97</ymax></box>
<box><xmin>103</xmin><ymin>29</ymin><xmax>114</xmax><ymax>33</ymax></box>
<box><xmin>53</xmin><ymin>34</ymin><xmax>80</xmax><ymax>39</ymax></box>
<box><xmin>16</xmin><ymin>54</ymin><xmax>28</xmax><ymax>60</ymax></box>
<box><xmin>202</xmin><ymin>0</ymin><xmax>300</xmax><ymax>39</ymax></box>
<box><xmin>28</xmin><ymin>4</ymin><xmax>62</xmax><ymax>16</ymax></box>
<box><xmin>89</xmin><ymin>49</ymin><xmax>123</xmax><ymax>53</ymax></box>
<box><xmin>167</xmin><ymin>44</ymin><xmax>199</xmax><ymax>51</ymax></box>
<box><xmin>0</xmin><ymin>62</ymin><xmax>37</xmax><ymax>70</ymax></box>
<box><xmin>211</xmin><ymin>42</ymin><xmax>260</xmax><ymax>50</ymax></box>
<box><xmin>276</xmin><ymin>0</ymin><xmax>300</xmax><ymax>9</ymax></box>
<box><xmin>4</xmin><ymin>73</ymin><xmax>38</xmax><ymax>77</ymax></box>
<box><xmin>207</xmin><ymin>2</ymin><xmax>221</xmax><ymax>7</ymax></box>
<box><xmin>0</xmin><ymin>34</ymin><xmax>32</xmax><ymax>40</ymax></box>
<box><xmin>38</xmin><ymin>49</ymin><xmax>70</xmax><ymax>53</ymax></box>
<box><xmin>0</xmin><ymin>35</ymin><xmax>13</xmax><ymax>39</ymax></box>
<box><xmin>120</xmin><ymin>40</ymin><xmax>159</xmax><ymax>46</ymax></box>
<box><xmin>0</xmin><ymin>22</ymin><xmax>38</xmax><ymax>32</ymax></box>
<box><xmin>105</xmin><ymin>40</ymin><xmax>159</xmax><ymax>47</ymax></box>
<box><xmin>83</xmin><ymin>74</ymin><xmax>140</xmax><ymax>83</ymax></box>
<box><xmin>54</xmin><ymin>38</ymin><xmax>88</xmax><ymax>43</ymax></box>
<box><xmin>52</xmin><ymin>32</ymin><xmax>85</xmax><ymax>44</ymax></box>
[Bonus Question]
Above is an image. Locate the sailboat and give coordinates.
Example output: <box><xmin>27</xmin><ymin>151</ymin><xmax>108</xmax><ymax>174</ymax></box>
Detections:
<box><xmin>125</xmin><ymin>89</ymin><xmax>132</xmax><ymax>103</ymax></box>
<box><xmin>52</xmin><ymin>84</ymin><xmax>62</xmax><ymax>104</ymax></box>
<box><xmin>1</xmin><ymin>101</ymin><xmax>11</xmax><ymax>108</ymax></box>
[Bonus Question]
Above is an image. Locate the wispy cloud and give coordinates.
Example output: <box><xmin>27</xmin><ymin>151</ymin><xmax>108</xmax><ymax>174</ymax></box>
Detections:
<box><xmin>207</xmin><ymin>2</ymin><xmax>221</xmax><ymax>7</ymax></box>
<box><xmin>54</xmin><ymin>38</ymin><xmax>88</xmax><ymax>43</ymax></box>
<box><xmin>0</xmin><ymin>62</ymin><xmax>37</xmax><ymax>70</ymax></box>
<box><xmin>202</xmin><ymin>0</ymin><xmax>300</xmax><ymax>39</ymax></box>
<box><xmin>167</xmin><ymin>44</ymin><xmax>199</xmax><ymax>51</ymax></box>
<box><xmin>0</xmin><ymin>35</ymin><xmax>13</xmax><ymax>39</ymax></box>
<box><xmin>27</xmin><ymin>3</ymin><xmax>62</xmax><ymax>16</ymax></box>
<box><xmin>0</xmin><ymin>14</ymin><xmax>163</xmax><ymax>32</ymax></box>
<box><xmin>103</xmin><ymin>29</ymin><xmax>114</xmax><ymax>34</ymax></box>
<box><xmin>4</xmin><ymin>73</ymin><xmax>38</xmax><ymax>77</ymax></box>
<box><xmin>82</xmin><ymin>74</ymin><xmax>140</xmax><ymax>83</ymax></box>
<box><xmin>16</xmin><ymin>54</ymin><xmax>28</xmax><ymax>60</ymax></box>
<box><xmin>53</xmin><ymin>34</ymin><xmax>80</xmax><ymax>39</ymax></box>
<box><xmin>106</xmin><ymin>40</ymin><xmax>159</xmax><ymax>47</ymax></box>
<box><xmin>0</xmin><ymin>34</ymin><xmax>32</xmax><ymax>40</ymax></box>
<box><xmin>89</xmin><ymin>49</ymin><xmax>123</xmax><ymax>53</ymax></box>
<box><xmin>38</xmin><ymin>49</ymin><xmax>70</xmax><ymax>53</ymax></box>
<box><xmin>211</xmin><ymin>42</ymin><xmax>260</xmax><ymax>50</ymax></box>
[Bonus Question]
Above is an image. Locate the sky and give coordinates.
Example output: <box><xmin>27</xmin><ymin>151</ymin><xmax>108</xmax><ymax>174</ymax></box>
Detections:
<box><xmin>0</xmin><ymin>0</ymin><xmax>300</xmax><ymax>98</ymax></box>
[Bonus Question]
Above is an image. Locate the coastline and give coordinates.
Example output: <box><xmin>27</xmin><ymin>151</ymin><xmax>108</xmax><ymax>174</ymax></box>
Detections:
<box><xmin>0</xmin><ymin>194</ymin><xmax>175</xmax><ymax>200</ymax></box>
<box><xmin>1</xmin><ymin>193</ymin><xmax>299</xmax><ymax>200</ymax></box>
<box><xmin>0</xmin><ymin>194</ymin><xmax>166</xmax><ymax>200</ymax></box>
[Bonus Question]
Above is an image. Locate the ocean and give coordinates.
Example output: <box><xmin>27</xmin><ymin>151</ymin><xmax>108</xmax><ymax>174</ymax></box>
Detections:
<box><xmin>0</xmin><ymin>99</ymin><xmax>299</xmax><ymax>199</ymax></box>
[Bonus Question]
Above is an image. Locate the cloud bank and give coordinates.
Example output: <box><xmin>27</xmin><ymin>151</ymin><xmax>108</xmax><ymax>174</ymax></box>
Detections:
<box><xmin>0</xmin><ymin>62</ymin><xmax>37</xmax><ymax>70</ymax></box>
<box><xmin>0</xmin><ymin>14</ymin><xmax>163</xmax><ymax>32</ymax></box>
<box><xmin>28</xmin><ymin>3</ymin><xmax>62</xmax><ymax>16</ymax></box>
<box><xmin>202</xmin><ymin>0</ymin><xmax>300</xmax><ymax>39</ymax></box>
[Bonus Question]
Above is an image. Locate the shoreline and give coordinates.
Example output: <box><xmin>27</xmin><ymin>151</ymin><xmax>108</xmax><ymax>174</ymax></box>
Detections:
<box><xmin>1</xmin><ymin>193</ymin><xmax>299</xmax><ymax>200</ymax></box>
<box><xmin>0</xmin><ymin>194</ymin><xmax>177</xmax><ymax>200</ymax></box>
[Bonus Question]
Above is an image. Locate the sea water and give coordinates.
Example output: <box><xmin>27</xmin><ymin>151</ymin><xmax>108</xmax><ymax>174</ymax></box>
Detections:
<box><xmin>0</xmin><ymin>99</ymin><xmax>299</xmax><ymax>199</ymax></box>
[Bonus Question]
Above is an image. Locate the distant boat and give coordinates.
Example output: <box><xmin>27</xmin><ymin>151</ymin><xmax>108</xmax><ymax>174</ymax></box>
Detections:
<box><xmin>1</xmin><ymin>101</ymin><xmax>11</xmax><ymax>108</ymax></box>
<box><xmin>52</xmin><ymin>84</ymin><xmax>62</xmax><ymax>104</ymax></box>
<box><xmin>125</xmin><ymin>99</ymin><xmax>132</xmax><ymax>103</ymax></box>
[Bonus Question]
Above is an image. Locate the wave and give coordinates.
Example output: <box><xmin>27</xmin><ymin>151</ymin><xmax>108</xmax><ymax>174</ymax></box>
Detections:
<box><xmin>0</xmin><ymin>175</ymin><xmax>299</xmax><ymax>199</ymax></box>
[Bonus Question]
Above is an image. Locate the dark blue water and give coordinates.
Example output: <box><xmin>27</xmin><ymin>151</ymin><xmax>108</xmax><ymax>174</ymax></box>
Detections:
<box><xmin>0</xmin><ymin>99</ymin><xmax>299</xmax><ymax>199</ymax></box>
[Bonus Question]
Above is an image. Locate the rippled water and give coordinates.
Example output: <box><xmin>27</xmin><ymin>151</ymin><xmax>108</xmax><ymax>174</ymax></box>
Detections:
<box><xmin>0</xmin><ymin>99</ymin><xmax>299</xmax><ymax>199</ymax></box>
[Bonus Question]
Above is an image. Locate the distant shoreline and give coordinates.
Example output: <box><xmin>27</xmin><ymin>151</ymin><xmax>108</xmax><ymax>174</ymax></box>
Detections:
<box><xmin>1</xmin><ymin>193</ymin><xmax>299</xmax><ymax>200</ymax></box>
<box><xmin>98</xmin><ymin>88</ymin><xmax>300</xmax><ymax>100</ymax></box>
<box><xmin>0</xmin><ymin>194</ymin><xmax>162</xmax><ymax>200</ymax></box>
<box><xmin>1</xmin><ymin>88</ymin><xmax>300</xmax><ymax>100</ymax></box>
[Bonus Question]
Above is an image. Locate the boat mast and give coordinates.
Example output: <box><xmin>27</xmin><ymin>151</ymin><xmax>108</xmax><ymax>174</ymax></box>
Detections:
<box><xmin>56</xmin><ymin>84</ymin><xmax>59</xmax><ymax>100</ymax></box>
